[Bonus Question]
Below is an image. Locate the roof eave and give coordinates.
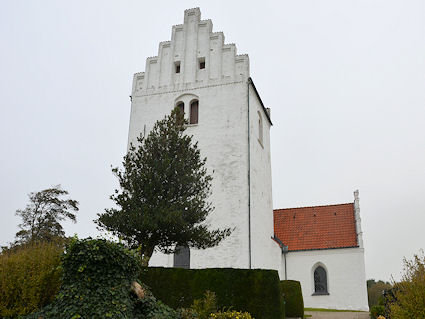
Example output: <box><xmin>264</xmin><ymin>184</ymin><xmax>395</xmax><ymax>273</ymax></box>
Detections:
<box><xmin>286</xmin><ymin>245</ymin><xmax>360</xmax><ymax>253</ymax></box>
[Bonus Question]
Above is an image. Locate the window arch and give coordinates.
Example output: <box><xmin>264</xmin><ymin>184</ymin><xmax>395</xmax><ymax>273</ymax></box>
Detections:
<box><xmin>174</xmin><ymin>93</ymin><xmax>199</xmax><ymax>123</ymax></box>
<box><xmin>190</xmin><ymin>100</ymin><xmax>199</xmax><ymax>124</ymax></box>
<box><xmin>176</xmin><ymin>101</ymin><xmax>184</xmax><ymax>115</ymax></box>
<box><xmin>258</xmin><ymin>111</ymin><xmax>263</xmax><ymax>145</ymax></box>
<box><xmin>173</xmin><ymin>245</ymin><xmax>190</xmax><ymax>269</ymax></box>
<box><xmin>313</xmin><ymin>265</ymin><xmax>329</xmax><ymax>295</ymax></box>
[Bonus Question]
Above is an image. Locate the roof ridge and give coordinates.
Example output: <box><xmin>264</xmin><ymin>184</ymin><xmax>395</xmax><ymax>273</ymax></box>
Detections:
<box><xmin>274</xmin><ymin>202</ymin><xmax>353</xmax><ymax>211</ymax></box>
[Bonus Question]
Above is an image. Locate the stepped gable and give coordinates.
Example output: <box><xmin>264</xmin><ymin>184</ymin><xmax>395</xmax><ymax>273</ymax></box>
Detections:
<box><xmin>273</xmin><ymin>203</ymin><xmax>358</xmax><ymax>251</ymax></box>
<box><xmin>132</xmin><ymin>7</ymin><xmax>250</xmax><ymax>96</ymax></box>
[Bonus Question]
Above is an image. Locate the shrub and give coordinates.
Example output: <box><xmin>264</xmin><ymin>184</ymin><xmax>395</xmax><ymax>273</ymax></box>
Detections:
<box><xmin>370</xmin><ymin>305</ymin><xmax>385</xmax><ymax>318</ymax></box>
<box><xmin>141</xmin><ymin>267</ymin><xmax>284</xmax><ymax>319</ymax></box>
<box><xmin>192</xmin><ymin>291</ymin><xmax>218</xmax><ymax>319</ymax></box>
<box><xmin>25</xmin><ymin>238</ymin><xmax>179</xmax><ymax>319</ymax></box>
<box><xmin>209</xmin><ymin>310</ymin><xmax>253</xmax><ymax>319</ymax></box>
<box><xmin>178</xmin><ymin>307</ymin><xmax>200</xmax><ymax>319</ymax></box>
<box><xmin>0</xmin><ymin>241</ymin><xmax>62</xmax><ymax>317</ymax></box>
<box><xmin>389</xmin><ymin>250</ymin><xmax>425</xmax><ymax>319</ymax></box>
<box><xmin>280</xmin><ymin>280</ymin><xmax>303</xmax><ymax>318</ymax></box>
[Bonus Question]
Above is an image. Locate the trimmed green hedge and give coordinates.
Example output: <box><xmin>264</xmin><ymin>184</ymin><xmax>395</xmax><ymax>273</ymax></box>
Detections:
<box><xmin>141</xmin><ymin>267</ymin><xmax>285</xmax><ymax>319</ymax></box>
<box><xmin>280</xmin><ymin>280</ymin><xmax>303</xmax><ymax>318</ymax></box>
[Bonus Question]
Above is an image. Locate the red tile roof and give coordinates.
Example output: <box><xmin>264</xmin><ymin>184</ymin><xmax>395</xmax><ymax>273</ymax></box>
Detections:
<box><xmin>273</xmin><ymin>203</ymin><xmax>358</xmax><ymax>251</ymax></box>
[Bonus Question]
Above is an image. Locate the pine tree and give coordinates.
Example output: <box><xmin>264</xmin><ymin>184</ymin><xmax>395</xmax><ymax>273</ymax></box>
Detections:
<box><xmin>96</xmin><ymin>107</ymin><xmax>231</xmax><ymax>264</ymax></box>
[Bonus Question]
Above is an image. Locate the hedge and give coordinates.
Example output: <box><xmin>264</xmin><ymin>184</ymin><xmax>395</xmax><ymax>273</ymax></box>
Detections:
<box><xmin>0</xmin><ymin>241</ymin><xmax>62</xmax><ymax>317</ymax></box>
<box><xmin>141</xmin><ymin>267</ymin><xmax>285</xmax><ymax>319</ymax></box>
<box><xmin>280</xmin><ymin>280</ymin><xmax>304</xmax><ymax>318</ymax></box>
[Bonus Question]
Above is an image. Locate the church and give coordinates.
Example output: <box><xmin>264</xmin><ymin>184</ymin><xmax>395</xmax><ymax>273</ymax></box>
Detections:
<box><xmin>127</xmin><ymin>8</ymin><xmax>369</xmax><ymax>311</ymax></box>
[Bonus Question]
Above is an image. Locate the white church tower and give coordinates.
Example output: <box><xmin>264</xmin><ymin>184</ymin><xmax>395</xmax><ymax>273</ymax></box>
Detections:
<box><xmin>128</xmin><ymin>8</ymin><xmax>280</xmax><ymax>270</ymax></box>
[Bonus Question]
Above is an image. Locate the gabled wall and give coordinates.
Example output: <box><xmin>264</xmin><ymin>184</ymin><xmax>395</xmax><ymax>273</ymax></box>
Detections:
<box><xmin>283</xmin><ymin>247</ymin><xmax>369</xmax><ymax>311</ymax></box>
<box><xmin>130</xmin><ymin>8</ymin><xmax>249</xmax><ymax>100</ymax></box>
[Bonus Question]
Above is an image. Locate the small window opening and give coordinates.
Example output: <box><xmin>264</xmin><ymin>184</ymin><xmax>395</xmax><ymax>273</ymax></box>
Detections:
<box><xmin>176</xmin><ymin>102</ymin><xmax>184</xmax><ymax>115</ymax></box>
<box><xmin>175</xmin><ymin>61</ymin><xmax>181</xmax><ymax>73</ymax></box>
<box><xmin>190</xmin><ymin>100</ymin><xmax>199</xmax><ymax>124</ymax></box>
<box><xmin>199</xmin><ymin>58</ymin><xmax>205</xmax><ymax>69</ymax></box>
<box><xmin>313</xmin><ymin>265</ymin><xmax>329</xmax><ymax>295</ymax></box>
<box><xmin>173</xmin><ymin>246</ymin><xmax>190</xmax><ymax>269</ymax></box>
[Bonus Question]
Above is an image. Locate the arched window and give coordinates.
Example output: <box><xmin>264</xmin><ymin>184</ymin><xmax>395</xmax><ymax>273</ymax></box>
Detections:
<box><xmin>313</xmin><ymin>265</ymin><xmax>329</xmax><ymax>295</ymax></box>
<box><xmin>173</xmin><ymin>245</ymin><xmax>190</xmax><ymax>269</ymax></box>
<box><xmin>176</xmin><ymin>102</ymin><xmax>184</xmax><ymax>115</ymax></box>
<box><xmin>190</xmin><ymin>100</ymin><xmax>199</xmax><ymax>124</ymax></box>
<box><xmin>258</xmin><ymin>112</ymin><xmax>263</xmax><ymax>145</ymax></box>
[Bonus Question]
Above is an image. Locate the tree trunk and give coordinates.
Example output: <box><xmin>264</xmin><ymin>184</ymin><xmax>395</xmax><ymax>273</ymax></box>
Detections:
<box><xmin>140</xmin><ymin>243</ymin><xmax>155</xmax><ymax>267</ymax></box>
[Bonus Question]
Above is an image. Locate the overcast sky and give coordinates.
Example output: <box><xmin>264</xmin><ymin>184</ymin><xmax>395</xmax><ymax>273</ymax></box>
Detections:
<box><xmin>1</xmin><ymin>0</ymin><xmax>424</xmax><ymax>282</ymax></box>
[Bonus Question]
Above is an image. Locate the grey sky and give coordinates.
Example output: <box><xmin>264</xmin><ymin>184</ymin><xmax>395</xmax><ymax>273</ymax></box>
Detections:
<box><xmin>1</xmin><ymin>0</ymin><xmax>424</xmax><ymax>282</ymax></box>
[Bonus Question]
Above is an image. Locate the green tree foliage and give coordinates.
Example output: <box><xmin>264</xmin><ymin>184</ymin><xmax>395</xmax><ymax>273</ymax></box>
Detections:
<box><xmin>14</xmin><ymin>185</ymin><xmax>79</xmax><ymax>245</ymax></box>
<box><xmin>25</xmin><ymin>238</ymin><xmax>180</xmax><ymax>319</ymax></box>
<box><xmin>0</xmin><ymin>241</ymin><xmax>62</xmax><ymax>317</ymax></box>
<box><xmin>367</xmin><ymin>279</ymin><xmax>392</xmax><ymax>307</ymax></box>
<box><xmin>389</xmin><ymin>250</ymin><xmax>425</xmax><ymax>319</ymax></box>
<box><xmin>96</xmin><ymin>108</ymin><xmax>231</xmax><ymax>264</ymax></box>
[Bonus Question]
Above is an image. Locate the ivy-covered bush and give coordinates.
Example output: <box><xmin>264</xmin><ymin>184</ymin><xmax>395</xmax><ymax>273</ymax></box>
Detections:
<box><xmin>0</xmin><ymin>241</ymin><xmax>62</xmax><ymax>317</ymax></box>
<box><xmin>280</xmin><ymin>280</ymin><xmax>303</xmax><ymax>318</ymax></box>
<box><xmin>25</xmin><ymin>238</ymin><xmax>179</xmax><ymax>319</ymax></box>
<box><xmin>209</xmin><ymin>311</ymin><xmax>253</xmax><ymax>319</ymax></box>
<box><xmin>141</xmin><ymin>267</ymin><xmax>284</xmax><ymax>319</ymax></box>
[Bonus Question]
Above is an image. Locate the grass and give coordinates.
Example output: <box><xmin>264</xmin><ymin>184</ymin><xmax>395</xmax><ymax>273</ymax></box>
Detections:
<box><xmin>304</xmin><ymin>308</ymin><xmax>368</xmax><ymax>313</ymax></box>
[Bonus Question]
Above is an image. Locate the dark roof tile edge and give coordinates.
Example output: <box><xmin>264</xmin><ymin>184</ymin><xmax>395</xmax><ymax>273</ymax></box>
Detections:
<box><xmin>287</xmin><ymin>245</ymin><xmax>360</xmax><ymax>252</ymax></box>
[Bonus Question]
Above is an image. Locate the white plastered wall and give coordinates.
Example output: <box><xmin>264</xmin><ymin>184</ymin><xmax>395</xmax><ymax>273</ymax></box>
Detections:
<box><xmin>281</xmin><ymin>248</ymin><xmax>369</xmax><ymax>311</ymax></box>
<box><xmin>248</xmin><ymin>85</ymin><xmax>281</xmax><ymax>271</ymax></box>
<box><xmin>130</xmin><ymin>81</ymin><xmax>252</xmax><ymax>269</ymax></box>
